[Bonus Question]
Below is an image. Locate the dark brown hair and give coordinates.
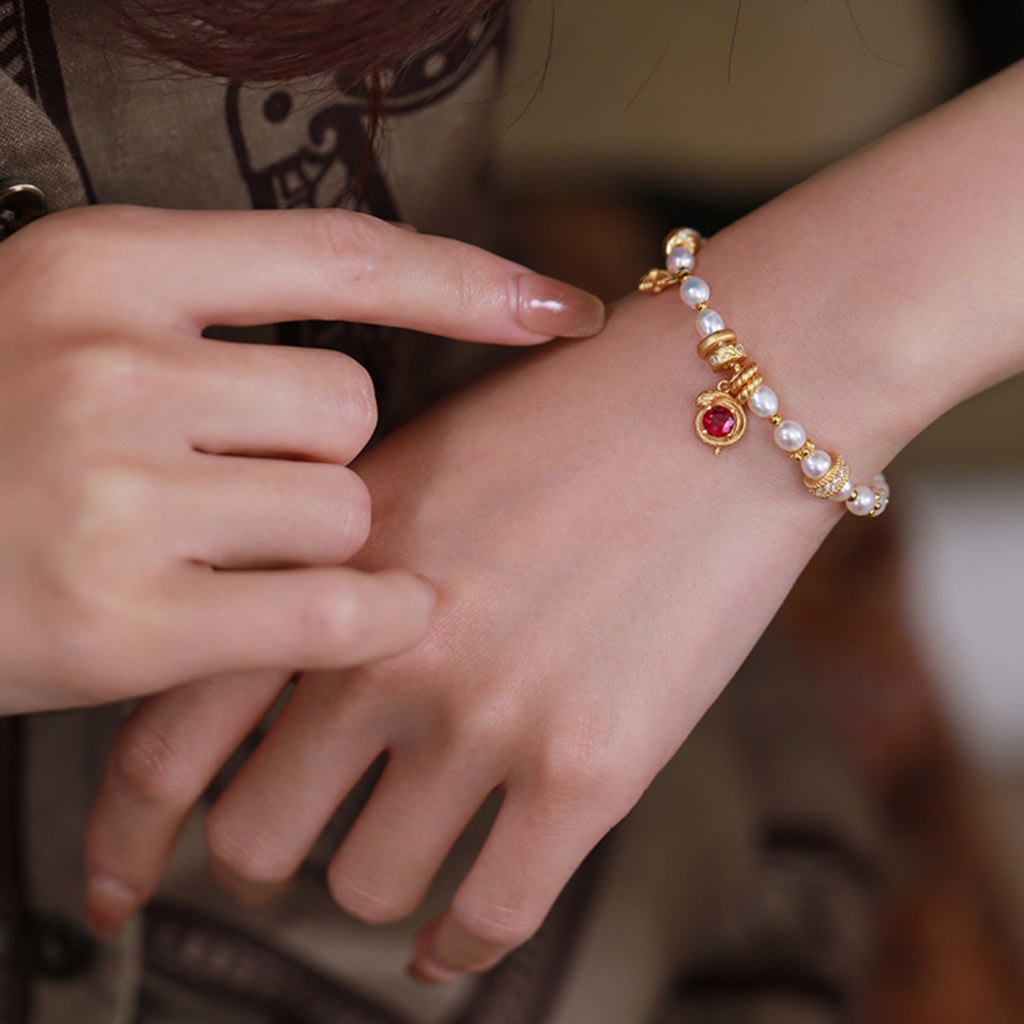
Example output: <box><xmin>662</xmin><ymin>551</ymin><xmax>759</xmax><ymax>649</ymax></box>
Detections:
<box><xmin>109</xmin><ymin>0</ymin><xmax>505</xmax><ymax>85</ymax></box>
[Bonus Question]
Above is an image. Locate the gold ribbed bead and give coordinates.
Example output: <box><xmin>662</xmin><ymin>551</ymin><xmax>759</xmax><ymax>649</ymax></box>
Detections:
<box><xmin>726</xmin><ymin>363</ymin><xmax>763</xmax><ymax>405</ymax></box>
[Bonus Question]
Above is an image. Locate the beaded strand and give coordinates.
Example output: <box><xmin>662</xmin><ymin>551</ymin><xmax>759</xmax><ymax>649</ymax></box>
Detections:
<box><xmin>639</xmin><ymin>228</ymin><xmax>890</xmax><ymax>518</ymax></box>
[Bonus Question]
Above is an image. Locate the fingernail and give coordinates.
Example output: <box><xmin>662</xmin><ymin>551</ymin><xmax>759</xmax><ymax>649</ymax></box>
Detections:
<box><xmin>85</xmin><ymin>873</ymin><xmax>137</xmax><ymax>937</ymax></box>
<box><xmin>513</xmin><ymin>275</ymin><xmax>606</xmax><ymax>338</ymax></box>
<box><xmin>407</xmin><ymin>956</ymin><xmax>459</xmax><ymax>985</ymax></box>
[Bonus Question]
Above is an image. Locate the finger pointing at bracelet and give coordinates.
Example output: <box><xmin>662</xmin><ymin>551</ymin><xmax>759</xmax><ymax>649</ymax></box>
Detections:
<box><xmin>35</xmin><ymin>206</ymin><xmax>606</xmax><ymax>343</ymax></box>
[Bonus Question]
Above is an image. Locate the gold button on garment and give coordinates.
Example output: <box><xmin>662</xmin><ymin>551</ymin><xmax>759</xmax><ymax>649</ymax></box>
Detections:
<box><xmin>0</xmin><ymin>179</ymin><xmax>48</xmax><ymax>240</ymax></box>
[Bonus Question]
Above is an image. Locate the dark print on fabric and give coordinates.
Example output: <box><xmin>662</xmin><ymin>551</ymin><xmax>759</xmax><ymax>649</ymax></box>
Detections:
<box><xmin>226</xmin><ymin>9</ymin><xmax>508</xmax><ymax>219</ymax></box>
<box><xmin>143</xmin><ymin>837</ymin><xmax>608</xmax><ymax>1024</ymax></box>
<box><xmin>0</xmin><ymin>1</ymin><xmax>33</xmax><ymax>94</ymax></box>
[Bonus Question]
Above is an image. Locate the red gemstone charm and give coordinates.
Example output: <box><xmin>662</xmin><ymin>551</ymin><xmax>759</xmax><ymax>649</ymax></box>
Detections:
<box><xmin>702</xmin><ymin>405</ymin><xmax>736</xmax><ymax>438</ymax></box>
<box><xmin>694</xmin><ymin>389</ymin><xmax>746</xmax><ymax>451</ymax></box>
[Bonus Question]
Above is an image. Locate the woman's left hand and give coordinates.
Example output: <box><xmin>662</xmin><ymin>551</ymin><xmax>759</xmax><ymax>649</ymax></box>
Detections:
<box><xmin>86</xmin><ymin>57</ymin><xmax>1024</xmax><ymax>976</ymax></box>
<box><xmin>85</xmin><ymin>279</ymin><xmax>845</xmax><ymax>977</ymax></box>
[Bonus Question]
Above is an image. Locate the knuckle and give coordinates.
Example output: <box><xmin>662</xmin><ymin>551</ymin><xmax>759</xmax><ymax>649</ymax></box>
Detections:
<box><xmin>297</xmin><ymin>586</ymin><xmax>366</xmax><ymax>655</ymax></box>
<box><xmin>5</xmin><ymin>207</ymin><xmax>125</xmax><ymax>316</ymax></box>
<box><xmin>204</xmin><ymin>816</ymin><xmax>291</xmax><ymax>887</ymax></box>
<box><xmin>55</xmin><ymin>464</ymin><xmax>158</xmax><ymax>562</ymax></box>
<box><xmin>444</xmin><ymin>696</ymin><xmax>511</xmax><ymax>759</ymax></box>
<box><xmin>43</xmin><ymin>342</ymin><xmax>160</xmax><ymax>446</ymax></box>
<box><xmin>108</xmin><ymin>716</ymin><xmax>196</xmax><ymax>807</ymax></box>
<box><xmin>529</xmin><ymin>718</ymin><xmax>623</xmax><ymax>811</ymax></box>
<box><xmin>311</xmin><ymin>208</ymin><xmax>383</xmax><ymax>285</ymax></box>
<box><xmin>9</xmin><ymin>206</ymin><xmax>97</xmax><ymax>274</ymax></box>
<box><xmin>451</xmin><ymin>898</ymin><xmax>537</xmax><ymax>950</ymax></box>
<box><xmin>328</xmin><ymin>870</ymin><xmax>415</xmax><ymax>925</ymax></box>
<box><xmin>533</xmin><ymin>743</ymin><xmax>600</xmax><ymax>803</ymax></box>
<box><xmin>58</xmin><ymin>341</ymin><xmax>155</xmax><ymax>406</ymax></box>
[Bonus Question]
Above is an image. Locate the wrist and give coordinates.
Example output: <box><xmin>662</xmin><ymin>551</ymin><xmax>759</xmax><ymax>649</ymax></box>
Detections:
<box><xmin>691</xmin><ymin>61</ymin><xmax>1024</xmax><ymax>476</ymax></box>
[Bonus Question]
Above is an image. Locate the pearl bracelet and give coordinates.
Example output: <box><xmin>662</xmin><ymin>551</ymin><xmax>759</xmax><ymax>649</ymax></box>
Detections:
<box><xmin>639</xmin><ymin>228</ymin><xmax>890</xmax><ymax>518</ymax></box>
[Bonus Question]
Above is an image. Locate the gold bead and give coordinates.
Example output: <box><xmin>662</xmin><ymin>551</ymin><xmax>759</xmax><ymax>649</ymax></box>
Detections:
<box><xmin>696</xmin><ymin>329</ymin><xmax>737</xmax><ymax>361</ymax></box>
<box><xmin>709</xmin><ymin>344</ymin><xmax>747</xmax><ymax>372</ymax></box>
<box><xmin>726</xmin><ymin>363</ymin><xmax>763</xmax><ymax>405</ymax></box>
<box><xmin>769</xmin><ymin>414</ymin><xmax>782</xmax><ymax>425</ymax></box>
<box><xmin>638</xmin><ymin>268</ymin><xmax>675</xmax><ymax>293</ymax></box>
<box><xmin>804</xmin><ymin>453</ymin><xmax>851</xmax><ymax>499</ymax></box>
<box><xmin>791</xmin><ymin>440</ymin><xmax>816</xmax><ymax>462</ymax></box>
<box><xmin>663</xmin><ymin>227</ymin><xmax>702</xmax><ymax>256</ymax></box>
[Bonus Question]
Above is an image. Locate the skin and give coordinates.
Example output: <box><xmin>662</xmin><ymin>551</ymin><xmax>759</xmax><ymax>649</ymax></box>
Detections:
<box><xmin>0</xmin><ymin>204</ymin><xmax>604</xmax><ymax>715</ymax></box>
<box><xmin>85</xmin><ymin>61</ymin><xmax>1024</xmax><ymax>980</ymax></box>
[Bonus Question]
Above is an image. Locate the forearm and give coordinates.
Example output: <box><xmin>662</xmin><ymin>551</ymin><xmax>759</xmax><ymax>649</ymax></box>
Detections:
<box><xmin>617</xmin><ymin>58</ymin><xmax>1024</xmax><ymax>501</ymax></box>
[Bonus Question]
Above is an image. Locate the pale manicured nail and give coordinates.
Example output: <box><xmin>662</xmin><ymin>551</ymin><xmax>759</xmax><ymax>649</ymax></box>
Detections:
<box><xmin>514</xmin><ymin>275</ymin><xmax>606</xmax><ymax>338</ymax></box>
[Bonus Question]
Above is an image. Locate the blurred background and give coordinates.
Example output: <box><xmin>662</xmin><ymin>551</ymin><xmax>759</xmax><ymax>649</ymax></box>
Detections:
<box><xmin>489</xmin><ymin>1</ymin><xmax>1024</xmax><ymax>1020</ymax></box>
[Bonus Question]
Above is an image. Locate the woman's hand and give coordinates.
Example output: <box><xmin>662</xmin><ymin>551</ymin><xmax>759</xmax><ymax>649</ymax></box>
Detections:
<box><xmin>84</xmin><ymin>286</ymin><xmax>844</xmax><ymax>964</ymax></box>
<box><xmin>85</xmin><ymin>59</ymin><xmax>1024</xmax><ymax>971</ymax></box>
<box><xmin>0</xmin><ymin>204</ymin><xmax>604</xmax><ymax>713</ymax></box>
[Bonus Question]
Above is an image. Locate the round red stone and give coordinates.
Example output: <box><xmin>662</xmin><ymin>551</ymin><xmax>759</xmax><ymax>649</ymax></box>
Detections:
<box><xmin>702</xmin><ymin>405</ymin><xmax>736</xmax><ymax>438</ymax></box>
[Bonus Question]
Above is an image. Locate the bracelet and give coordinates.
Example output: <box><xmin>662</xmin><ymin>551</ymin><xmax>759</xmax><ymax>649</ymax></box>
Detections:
<box><xmin>639</xmin><ymin>228</ymin><xmax>890</xmax><ymax>518</ymax></box>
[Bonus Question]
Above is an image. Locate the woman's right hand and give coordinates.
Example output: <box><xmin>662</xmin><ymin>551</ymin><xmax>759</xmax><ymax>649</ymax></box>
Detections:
<box><xmin>0</xmin><ymin>204</ymin><xmax>604</xmax><ymax>714</ymax></box>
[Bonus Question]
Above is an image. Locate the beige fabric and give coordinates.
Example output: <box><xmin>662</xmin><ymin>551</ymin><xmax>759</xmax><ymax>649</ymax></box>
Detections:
<box><xmin>0</xmin><ymin>71</ymin><xmax>86</xmax><ymax>210</ymax></box>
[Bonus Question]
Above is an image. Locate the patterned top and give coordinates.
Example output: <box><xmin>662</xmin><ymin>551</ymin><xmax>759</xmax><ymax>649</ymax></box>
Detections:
<box><xmin>0</xmin><ymin>4</ymin><xmax>883</xmax><ymax>1022</ymax></box>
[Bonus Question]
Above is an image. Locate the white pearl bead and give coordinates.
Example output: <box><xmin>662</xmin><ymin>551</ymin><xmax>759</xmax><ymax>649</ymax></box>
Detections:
<box><xmin>872</xmin><ymin>473</ymin><xmax>890</xmax><ymax>499</ymax></box>
<box><xmin>830</xmin><ymin>478</ymin><xmax>855</xmax><ymax>503</ymax></box>
<box><xmin>801</xmin><ymin>449</ymin><xmax>833</xmax><ymax>480</ymax></box>
<box><xmin>695</xmin><ymin>309</ymin><xmax>725</xmax><ymax>336</ymax></box>
<box><xmin>748</xmin><ymin>385</ymin><xmax>779</xmax><ymax>418</ymax></box>
<box><xmin>773</xmin><ymin>420</ymin><xmax>806</xmax><ymax>452</ymax></box>
<box><xmin>679</xmin><ymin>275</ymin><xmax>710</xmax><ymax>308</ymax></box>
<box><xmin>871</xmin><ymin>489</ymin><xmax>889</xmax><ymax>516</ymax></box>
<box><xmin>666</xmin><ymin>246</ymin><xmax>695</xmax><ymax>273</ymax></box>
<box><xmin>847</xmin><ymin>486</ymin><xmax>876</xmax><ymax>516</ymax></box>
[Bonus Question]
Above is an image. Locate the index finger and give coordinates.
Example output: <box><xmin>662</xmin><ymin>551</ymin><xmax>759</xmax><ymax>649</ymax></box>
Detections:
<box><xmin>71</xmin><ymin>207</ymin><xmax>606</xmax><ymax>344</ymax></box>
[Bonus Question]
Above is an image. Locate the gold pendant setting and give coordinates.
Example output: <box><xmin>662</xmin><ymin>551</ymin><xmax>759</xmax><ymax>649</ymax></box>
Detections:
<box><xmin>695</xmin><ymin>390</ymin><xmax>746</xmax><ymax>454</ymax></box>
